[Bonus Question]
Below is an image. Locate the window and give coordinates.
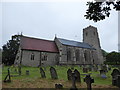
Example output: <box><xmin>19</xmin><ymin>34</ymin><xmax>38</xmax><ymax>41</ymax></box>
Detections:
<box><xmin>86</xmin><ymin>32</ymin><xmax>88</xmax><ymax>36</ymax></box>
<box><xmin>75</xmin><ymin>49</ymin><xmax>80</xmax><ymax>61</ymax></box>
<box><xmin>31</xmin><ymin>53</ymin><xmax>35</xmax><ymax>60</ymax></box>
<box><xmin>17</xmin><ymin>56</ymin><xmax>19</xmax><ymax>60</ymax></box>
<box><xmin>41</xmin><ymin>52</ymin><xmax>47</xmax><ymax>61</ymax></box>
<box><xmin>67</xmin><ymin>48</ymin><xmax>71</xmax><ymax>61</ymax></box>
<box><xmin>84</xmin><ymin>50</ymin><xmax>87</xmax><ymax>61</ymax></box>
<box><xmin>94</xmin><ymin>32</ymin><xmax>95</xmax><ymax>35</ymax></box>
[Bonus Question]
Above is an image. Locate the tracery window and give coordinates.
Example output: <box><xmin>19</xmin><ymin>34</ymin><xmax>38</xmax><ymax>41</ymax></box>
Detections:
<box><xmin>31</xmin><ymin>53</ymin><xmax>35</xmax><ymax>60</ymax></box>
<box><xmin>67</xmin><ymin>48</ymin><xmax>71</xmax><ymax>61</ymax></box>
<box><xmin>75</xmin><ymin>49</ymin><xmax>80</xmax><ymax>61</ymax></box>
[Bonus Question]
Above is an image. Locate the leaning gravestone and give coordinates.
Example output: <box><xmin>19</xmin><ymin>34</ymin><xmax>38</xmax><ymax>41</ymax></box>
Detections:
<box><xmin>40</xmin><ymin>67</ymin><xmax>46</xmax><ymax>78</ymax></box>
<box><xmin>50</xmin><ymin>67</ymin><xmax>58</xmax><ymax>79</ymax></box>
<box><xmin>4</xmin><ymin>68</ymin><xmax>11</xmax><ymax>83</ymax></box>
<box><xmin>74</xmin><ymin>69</ymin><xmax>81</xmax><ymax>82</ymax></box>
<box><xmin>67</xmin><ymin>69</ymin><xmax>72</xmax><ymax>81</ymax></box>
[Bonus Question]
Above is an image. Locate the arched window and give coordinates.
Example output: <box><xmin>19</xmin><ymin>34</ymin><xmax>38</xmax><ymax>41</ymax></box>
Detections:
<box><xmin>67</xmin><ymin>48</ymin><xmax>71</xmax><ymax>61</ymax></box>
<box><xmin>84</xmin><ymin>50</ymin><xmax>87</xmax><ymax>61</ymax></box>
<box><xmin>76</xmin><ymin>49</ymin><xmax>80</xmax><ymax>61</ymax></box>
<box><xmin>31</xmin><ymin>53</ymin><xmax>35</xmax><ymax>60</ymax></box>
<box><xmin>41</xmin><ymin>52</ymin><xmax>47</xmax><ymax>61</ymax></box>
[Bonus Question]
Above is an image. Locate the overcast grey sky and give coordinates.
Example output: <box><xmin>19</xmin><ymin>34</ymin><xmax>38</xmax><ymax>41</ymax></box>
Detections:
<box><xmin>1</xmin><ymin>1</ymin><xmax>118</xmax><ymax>52</ymax></box>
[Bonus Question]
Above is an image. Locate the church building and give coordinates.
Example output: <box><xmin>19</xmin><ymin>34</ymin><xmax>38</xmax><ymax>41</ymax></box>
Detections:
<box><xmin>14</xmin><ymin>26</ymin><xmax>104</xmax><ymax>67</ymax></box>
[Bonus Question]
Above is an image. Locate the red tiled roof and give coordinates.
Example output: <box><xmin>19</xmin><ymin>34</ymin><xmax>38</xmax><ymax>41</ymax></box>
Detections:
<box><xmin>20</xmin><ymin>36</ymin><xmax>59</xmax><ymax>53</ymax></box>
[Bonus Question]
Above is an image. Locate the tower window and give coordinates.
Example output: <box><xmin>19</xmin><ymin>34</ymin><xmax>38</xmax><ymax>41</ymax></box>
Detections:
<box><xmin>94</xmin><ymin>32</ymin><xmax>95</xmax><ymax>35</ymax></box>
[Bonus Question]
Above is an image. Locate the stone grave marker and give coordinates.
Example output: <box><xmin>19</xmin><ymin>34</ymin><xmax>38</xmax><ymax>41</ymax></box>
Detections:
<box><xmin>83</xmin><ymin>68</ymin><xmax>88</xmax><ymax>73</ymax></box>
<box><xmin>50</xmin><ymin>67</ymin><xmax>58</xmax><ymax>79</ymax></box>
<box><xmin>70</xmin><ymin>72</ymin><xmax>77</xmax><ymax>90</ymax></box>
<box><xmin>84</xmin><ymin>74</ymin><xmax>94</xmax><ymax>90</ymax></box>
<box><xmin>40</xmin><ymin>67</ymin><xmax>46</xmax><ymax>78</ymax></box>
<box><xmin>67</xmin><ymin>69</ymin><xmax>72</xmax><ymax>81</ymax></box>
<box><xmin>4</xmin><ymin>68</ymin><xmax>11</xmax><ymax>83</ymax></box>
<box><xmin>99</xmin><ymin>70</ymin><xmax>107</xmax><ymax>78</ymax></box>
<box><xmin>117</xmin><ymin>75</ymin><xmax>120</xmax><ymax>88</ymax></box>
<box><xmin>111</xmin><ymin>69</ymin><xmax>120</xmax><ymax>86</ymax></box>
<box><xmin>26</xmin><ymin>70</ymin><xmax>29</xmax><ymax>75</ymax></box>
<box><xmin>55</xmin><ymin>83</ymin><xmax>63</xmax><ymax>89</ymax></box>
<box><xmin>74</xmin><ymin>69</ymin><xmax>81</xmax><ymax>82</ymax></box>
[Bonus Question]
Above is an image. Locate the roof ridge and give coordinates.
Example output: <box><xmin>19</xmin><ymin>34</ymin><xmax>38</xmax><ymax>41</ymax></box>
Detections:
<box><xmin>21</xmin><ymin>35</ymin><xmax>54</xmax><ymax>42</ymax></box>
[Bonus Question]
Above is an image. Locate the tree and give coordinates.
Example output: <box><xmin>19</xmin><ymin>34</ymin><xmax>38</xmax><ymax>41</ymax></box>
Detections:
<box><xmin>105</xmin><ymin>51</ymin><xmax>120</xmax><ymax>65</ymax></box>
<box><xmin>84</xmin><ymin>0</ymin><xmax>120</xmax><ymax>22</ymax></box>
<box><xmin>2</xmin><ymin>34</ymin><xmax>21</xmax><ymax>65</ymax></box>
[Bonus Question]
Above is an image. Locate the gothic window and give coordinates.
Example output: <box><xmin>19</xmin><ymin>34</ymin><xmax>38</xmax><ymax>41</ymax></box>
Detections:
<box><xmin>31</xmin><ymin>53</ymin><xmax>35</xmax><ymax>60</ymax></box>
<box><xmin>67</xmin><ymin>48</ymin><xmax>71</xmax><ymax>61</ymax></box>
<box><xmin>84</xmin><ymin>50</ymin><xmax>87</xmax><ymax>61</ymax></box>
<box><xmin>41</xmin><ymin>52</ymin><xmax>47</xmax><ymax>61</ymax></box>
<box><xmin>17</xmin><ymin>56</ymin><xmax>19</xmax><ymax>60</ymax></box>
<box><xmin>75</xmin><ymin>49</ymin><xmax>80</xmax><ymax>61</ymax></box>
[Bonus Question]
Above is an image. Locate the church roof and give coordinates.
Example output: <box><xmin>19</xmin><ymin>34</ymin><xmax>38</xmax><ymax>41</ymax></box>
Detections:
<box><xmin>57</xmin><ymin>38</ymin><xmax>95</xmax><ymax>50</ymax></box>
<box><xmin>20</xmin><ymin>36</ymin><xmax>59</xmax><ymax>53</ymax></box>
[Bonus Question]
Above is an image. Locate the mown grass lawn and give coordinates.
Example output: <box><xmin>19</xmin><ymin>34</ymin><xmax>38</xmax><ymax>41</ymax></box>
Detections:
<box><xmin>2</xmin><ymin>65</ymin><xmax>119</xmax><ymax>88</ymax></box>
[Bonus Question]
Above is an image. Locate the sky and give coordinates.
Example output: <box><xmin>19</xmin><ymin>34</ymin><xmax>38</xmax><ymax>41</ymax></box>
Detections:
<box><xmin>1</xmin><ymin>0</ymin><xmax>119</xmax><ymax>52</ymax></box>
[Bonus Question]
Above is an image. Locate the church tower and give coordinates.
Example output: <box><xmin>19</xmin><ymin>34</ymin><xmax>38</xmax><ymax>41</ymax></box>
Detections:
<box><xmin>83</xmin><ymin>25</ymin><xmax>104</xmax><ymax>64</ymax></box>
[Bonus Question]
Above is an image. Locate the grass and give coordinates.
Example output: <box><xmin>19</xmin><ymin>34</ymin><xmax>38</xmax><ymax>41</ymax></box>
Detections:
<box><xmin>2</xmin><ymin>65</ymin><xmax>119</xmax><ymax>88</ymax></box>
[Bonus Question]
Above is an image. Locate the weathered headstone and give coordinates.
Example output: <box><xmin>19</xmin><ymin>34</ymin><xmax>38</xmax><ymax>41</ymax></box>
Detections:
<box><xmin>117</xmin><ymin>75</ymin><xmax>120</xmax><ymax>88</ymax></box>
<box><xmin>40</xmin><ymin>67</ymin><xmax>46</xmax><ymax>78</ymax></box>
<box><xmin>111</xmin><ymin>69</ymin><xmax>120</xmax><ymax>79</ymax></box>
<box><xmin>55</xmin><ymin>83</ymin><xmax>63</xmax><ymax>89</ymax></box>
<box><xmin>70</xmin><ymin>72</ymin><xmax>77</xmax><ymax>90</ymax></box>
<box><xmin>74</xmin><ymin>69</ymin><xmax>81</xmax><ymax>82</ymax></box>
<box><xmin>99</xmin><ymin>70</ymin><xmax>107</xmax><ymax>78</ymax></box>
<box><xmin>83</xmin><ymin>68</ymin><xmax>88</xmax><ymax>73</ymax></box>
<box><xmin>26</xmin><ymin>70</ymin><xmax>29</xmax><ymax>75</ymax></box>
<box><xmin>4</xmin><ymin>68</ymin><xmax>11</xmax><ymax>83</ymax></box>
<box><xmin>50</xmin><ymin>67</ymin><xmax>58</xmax><ymax>79</ymax></box>
<box><xmin>67</xmin><ymin>69</ymin><xmax>72</xmax><ymax>81</ymax></box>
<box><xmin>84</xmin><ymin>74</ymin><xmax>94</xmax><ymax>90</ymax></box>
<box><xmin>111</xmin><ymin>69</ymin><xmax>120</xmax><ymax>86</ymax></box>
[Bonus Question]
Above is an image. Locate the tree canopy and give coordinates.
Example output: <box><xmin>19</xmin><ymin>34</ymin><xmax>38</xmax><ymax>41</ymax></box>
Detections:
<box><xmin>2</xmin><ymin>34</ymin><xmax>21</xmax><ymax>65</ymax></box>
<box><xmin>85</xmin><ymin>0</ymin><xmax>120</xmax><ymax>22</ymax></box>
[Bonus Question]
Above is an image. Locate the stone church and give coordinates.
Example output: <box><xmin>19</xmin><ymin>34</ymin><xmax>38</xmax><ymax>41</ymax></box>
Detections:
<box><xmin>14</xmin><ymin>25</ymin><xmax>104</xmax><ymax>67</ymax></box>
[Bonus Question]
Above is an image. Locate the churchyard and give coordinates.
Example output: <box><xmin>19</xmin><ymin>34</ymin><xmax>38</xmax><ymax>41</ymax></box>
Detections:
<box><xmin>2</xmin><ymin>65</ymin><xmax>120</xmax><ymax>89</ymax></box>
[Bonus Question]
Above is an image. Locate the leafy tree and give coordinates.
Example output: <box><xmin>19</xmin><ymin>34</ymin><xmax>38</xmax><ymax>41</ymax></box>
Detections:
<box><xmin>101</xmin><ymin>49</ymin><xmax>108</xmax><ymax>57</ymax></box>
<box><xmin>84</xmin><ymin>0</ymin><xmax>120</xmax><ymax>22</ymax></box>
<box><xmin>2</xmin><ymin>34</ymin><xmax>21</xmax><ymax>65</ymax></box>
<box><xmin>106</xmin><ymin>51</ymin><xmax>120</xmax><ymax>65</ymax></box>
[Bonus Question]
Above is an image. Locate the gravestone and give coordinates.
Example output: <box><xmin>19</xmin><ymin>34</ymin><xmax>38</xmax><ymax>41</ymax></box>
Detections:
<box><xmin>55</xmin><ymin>83</ymin><xmax>63</xmax><ymax>89</ymax></box>
<box><xmin>99</xmin><ymin>70</ymin><xmax>107</xmax><ymax>78</ymax></box>
<box><xmin>67</xmin><ymin>69</ymin><xmax>72</xmax><ymax>81</ymax></box>
<box><xmin>40</xmin><ymin>67</ymin><xmax>46</xmax><ymax>78</ymax></box>
<box><xmin>4</xmin><ymin>68</ymin><xmax>11</xmax><ymax>83</ymax></box>
<box><xmin>84</xmin><ymin>74</ymin><xmax>94</xmax><ymax>90</ymax></box>
<box><xmin>83</xmin><ymin>68</ymin><xmax>88</xmax><ymax>73</ymax></box>
<box><xmin>74</xmin><ymin>69</ymin><xmax>81</xmax><ymax>82</ymax></box>
<box><xmin>111</xmin><ymin>69</ymin><xmax>120</xmax><ymax>79</ymax></box>
<box><xmin>111</xmin><ymin>69</ymin><xmax>120</xmax><ymax>86</ymax></box>
<box><xmin>26</xmin><ymin>70</ymin><xmax>29</xmax><ymax>75</ymax></box>
<box><xmin>117</xmin><ymin>75</ymin><xmax>120</xmax><ymax>88</ymax></box>
<box><xmin>70</xmin><ymin>72</ymin><xmax>77</xmax><ymax>90</ymax></box>
<box><xmin>50</xmin><ymin>67</ymin><xmax>58</xmax><ymax>79</ymax></box>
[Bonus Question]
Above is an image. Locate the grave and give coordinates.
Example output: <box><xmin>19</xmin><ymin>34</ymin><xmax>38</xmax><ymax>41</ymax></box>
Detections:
<box><xmin>67</xmin><ymin>69</ymin><xmax>72</xmax><ymax>81</ymax></box>
<box><xmin>40</xmin><ymin>67</ymin><xmax>46</xmax><ymax>78</ymax></box>
<box><xmin>111</xmin><ymin>69</ymin><xmax>120</xmax><ymax>86</ymax></box>
<box><xmin>84</xmin><ymin>74</ymin><xmax>94</xmax><ymax>90</ymax></box>
<box><xmin>50</xmin><ymin>67</ymin><xmax>58</xmax><ymax>79</ymax></box>
<box><xmin>4</xmin><ymin>68</ymin><xmax>11</xmax><ymax>83</ymax></box>
<box><xmin>99</xmin><ymin>70</ymin><xmax>107</xmax><ymax>78</ymax></box>
<box><xmin>83</xmin><ymin>68</ymin><xmax>88</xmax><ymax>73</ymax></box>
<box><xmin>26</xmin><ymin>70</ymin><xmax>29</xmax><ymax>75</ymax></box>
<box><xmin>70</xmin><ymin>72</ymin><xmax>77</xmax><ymax>90</ymax></box>
<box><xmin>55</xmin><ymin>83</ymin><xmax>63</xmax><ymax>89</ymax></box>
<box><xmin>74</xmin><ymin>69</ymin><xmax>81</xmax><ymax>82</ymax></box>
